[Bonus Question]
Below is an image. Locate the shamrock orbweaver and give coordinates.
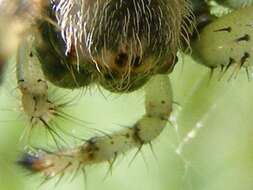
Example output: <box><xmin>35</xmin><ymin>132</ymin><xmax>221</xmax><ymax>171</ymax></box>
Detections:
<box><xmin>0</xmin><ymin>0</ymin><xmax>253</xmax><ymax>189</ymax></box>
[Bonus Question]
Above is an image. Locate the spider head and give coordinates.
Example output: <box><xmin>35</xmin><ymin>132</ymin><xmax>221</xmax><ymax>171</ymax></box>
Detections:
<box><xmin>35</xmin><ymin>0</ymin><xmax>192</xmax><ymax>92</ymax></box>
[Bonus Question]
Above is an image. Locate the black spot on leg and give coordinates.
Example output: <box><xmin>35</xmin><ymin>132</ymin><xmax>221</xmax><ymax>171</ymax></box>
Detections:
<box><xmin>133</xmin><ymin>124</ymin><xmax>144</xmax><ymax>144</ymax></box>
<box><xmin>88</xmin><ymin>137</ymin><xmax>98</xmax><ymax>144</ymax></box>
<box><xmin>84</xmin><ymin>137</ymin><xmax>100</xmax><ymax>153</ymax></box>
<box><xmin>225</xmin><ymin>57</ymin><xmax>236</xmax><ymax>71</ymax></box>
<box><xmin>160</xmin><ymin>116</ymin><xmax>168</xmax><ymax>121</ymax></box>
<box><xmin>88</xmin><ymin>153</ymin><xmax>95</xmax><ymax>160</ymax></box>
<box><xmin>214</xmin><ymin>27</ymin><xmax>232</xmax><ymax>33</ymax></box>
<box><xmin>175</xmin><ymin>56</ymin><xmax>178</xmax><ymax>63</ymax></box>
<box><xmin>47</xmin><ymin>100</ymin><xmax>52</xmax><ymax>103</ymax></box>
<box><xmin>18</xmin><ymin>79</ymin><xmax>25</xmax><ymax>83</ymax></box>
<box><xmin>240</xmin><ymin>52</ymin><xmax>250</xmax><ymax>67</ymax></box>
<box><xmin>29</xmin><ymin>52</ymin><xmax>33</xmax><ymax>57</ymax></box>
<box><xmin>161</xmin><ymin>100</ymin><xmax>166</xmax><ymax>104</ymax></box>
<box><xmin>125</xmin><ymin>133</ymin><xmax>130</xmax><ymax>138</ymax></box>
<box><xmin>48</xmin><ymin>107</ymin><xmax>54</xmax><ymax>111</ymax></box>
<box><xmin>235</xmin><ymin>34</ymin><xmax>250</xmax><ymax>42</ymax></box>
<box><xmin>30</xmin><ymin>116</ymin><xmax>34</xmax><ymax>123</ymax></box>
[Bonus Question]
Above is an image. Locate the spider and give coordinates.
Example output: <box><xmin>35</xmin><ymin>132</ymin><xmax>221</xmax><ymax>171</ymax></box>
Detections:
<box><xmin>0</xmin><ymin>0</ymin><xmax>253</xmax><ymax>186</ymax></box>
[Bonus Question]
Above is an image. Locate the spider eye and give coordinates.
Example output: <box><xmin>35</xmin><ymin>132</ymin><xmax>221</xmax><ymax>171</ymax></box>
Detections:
<box><xmin>115</xmin><ymin>53</ymin><xmax>128</xmax><ymax>67</ymax></box>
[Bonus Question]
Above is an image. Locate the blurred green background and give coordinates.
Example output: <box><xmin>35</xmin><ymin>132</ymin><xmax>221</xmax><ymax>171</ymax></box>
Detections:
<box><xmin>1</xmin><ymin>53</ymin><xmax>253</xmax><ymax>190</ymax></box>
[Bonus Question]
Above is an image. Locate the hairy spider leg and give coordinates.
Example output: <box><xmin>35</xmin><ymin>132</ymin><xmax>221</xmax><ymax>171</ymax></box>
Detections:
<box><xmin>18</xmin><ymin>74</ymin><xmax>173</xmax><ymax>178</ymax></box>
<box><xmin>16</xmin><ymin>35</ymin><xmax>66</xmax><ymax>145</ymax></box>
<box><xmin>17</xmin><ymin>35</ymin><xmax>54</xmax><ymax>125</ymax></box>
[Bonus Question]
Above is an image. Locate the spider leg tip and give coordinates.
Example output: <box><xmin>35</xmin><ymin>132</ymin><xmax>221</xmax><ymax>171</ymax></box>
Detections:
<box><xmin>17</xmin><ymin>152</ymin><xmax>39</xmax><ymax>170</ymax></box>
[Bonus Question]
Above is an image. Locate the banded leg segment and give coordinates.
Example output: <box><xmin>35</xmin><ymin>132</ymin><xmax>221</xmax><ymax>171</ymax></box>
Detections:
<box><xmin>17</xmin><ymin>35</ymin><xmax>54</xmax><ymax>125</ymax></box>
<box><xmin>19</xmin><ymin>74</ymin><xmax>173</xmax><ymax>177</ymax></box>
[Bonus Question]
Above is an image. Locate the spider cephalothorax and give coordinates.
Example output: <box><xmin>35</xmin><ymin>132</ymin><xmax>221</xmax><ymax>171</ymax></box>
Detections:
<box><xmin>36</xmin><ymin>0</ymin><xmax>193</xmax><ymax>92</ymax></box>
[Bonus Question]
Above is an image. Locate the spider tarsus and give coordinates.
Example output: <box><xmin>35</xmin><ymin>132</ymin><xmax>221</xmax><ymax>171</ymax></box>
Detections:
<box><xmin>17</xmin><ymin>152</ymin><xmax>41</xmax><ymax>172</ymax></box>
